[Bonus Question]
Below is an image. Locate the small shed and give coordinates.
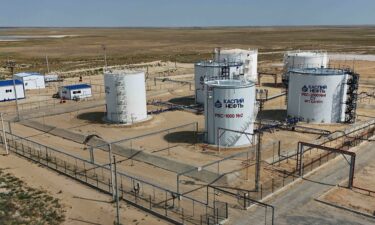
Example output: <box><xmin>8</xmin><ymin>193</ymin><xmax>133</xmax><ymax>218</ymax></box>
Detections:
<box><xmin>14</xmin><ymin>72</ymin><xmax>45</xmax><ymax>90</ymax></box>
<box><xmin>59</xmin><ymin>84</ymin><xmax>92</xmax><ymax>100</ymax></box>
<box><xmin>44</xmin><ymin>74</ymin><xmax>60</xmax><ymax>82</ymax></box>
<box><xmin>0</xmin><ymin>80</ymin><xmax>25</xmax><ymax>102</ymax></box>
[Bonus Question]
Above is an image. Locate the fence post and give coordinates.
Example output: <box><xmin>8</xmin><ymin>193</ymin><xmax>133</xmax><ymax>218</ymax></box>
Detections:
<box><xmin>46</xmin><ymin>149</ymin><xmax>49</xmax><ymax>166</ymax></box>
<box><xmin>165</xmin><ymin>191</ymin><xmax>168</xmax><ymax>216</ymax></box>
<box><xmin>84</xmin><ymin>163</ymin><xmax>87</xmax><ymax>182</ymax></box>
<box><xmin>182</xmin><ymin>208</ymin><xmax>184</xmax><ymax>224</ymax></box>
<box><xmin>243</xmin><ymin>192</ymin><xmax>246</xmax><ymax>209</ymax></box>
<box><xmin>319</xmin><ymin>154</ymin><xmax>322</xmax><ymax>166</ymax></box>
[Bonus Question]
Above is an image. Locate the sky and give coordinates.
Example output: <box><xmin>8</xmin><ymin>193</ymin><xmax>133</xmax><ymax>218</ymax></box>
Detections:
<box><xmin>0</xmin><ymin>0</ymin><xmax>374</xmax><ymax>27</ymax></box>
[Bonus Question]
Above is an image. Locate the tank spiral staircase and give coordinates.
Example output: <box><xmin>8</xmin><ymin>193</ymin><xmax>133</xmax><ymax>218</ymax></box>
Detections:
<box><xmin>115</xmin><ymin>78</ymin><xmax>128</xmax><ymax>123</ymax></box>
<box><xmin>223</xmin><ymin>117</ymin><xmax>253</xmax><ymax>147</ymax></box>
<box><xmin>344</xmin><ymin>70</ymin><xmax>359</xmax><ymax>123</ymax></box>
<box><xmin>282</xmin><ymin>71</ymin><xmax>290</xmax><ymax>105</ymax></box>
<box><xmin>221</xmin><ymin>66</ymin><xmax>230</xmax><ymax>79</ymax></box>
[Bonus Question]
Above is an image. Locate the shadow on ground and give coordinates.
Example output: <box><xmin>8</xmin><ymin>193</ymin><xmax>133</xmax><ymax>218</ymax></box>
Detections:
<box><xmin>164</xmin><ymin>131</ymin><xmax>204</xmax><ymax>144</ymax></box>
<box><xmin>168</xmin><ymin>96</ymin><xmax>196</xmax><ymax>106</ymax></box>
<box><xmin>260</xmin><ymin>82</ymin><xmax>285</xmax><ymax>88</ymax></box>
<box><xmin>77</xmin><ymin>111</ymin><xmax>106</xmax><ymax>124</ymax></box>
<box><xmin>257</xmin><ymin>109</ymin><xmax>287</xmax><ymax>121</ymax></box>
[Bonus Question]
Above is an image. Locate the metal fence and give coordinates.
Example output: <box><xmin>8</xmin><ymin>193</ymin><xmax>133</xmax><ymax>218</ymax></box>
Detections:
<box><xmin>252</xmin><ymin>119</ymin><xmax>375</xmax><ymax>201</ymax></box>
<box><xmin>0</xmin><ymin>131</ymin><xmax>227</xmax><ymax>225</ymax></box>
<box><xmin>97</xmin><ymin>122</ymin><xmax>199</xmax><ymax>154</ymax></box>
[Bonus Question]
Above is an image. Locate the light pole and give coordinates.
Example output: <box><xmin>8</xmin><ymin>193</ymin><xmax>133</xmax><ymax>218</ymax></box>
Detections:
<box><xmin>113</xmin><ymin>155</ymin><xmax>120</xmax><ymax>225</ymax></box>
<box><xmin>5</xmin><ymin>60</ymin><xmax>20</xmax><ymax>121</ymax></box>
<box><xmin>108</xmin><ymin>143</ymin><xmax>116</xmax><ymax>200</ymax></box>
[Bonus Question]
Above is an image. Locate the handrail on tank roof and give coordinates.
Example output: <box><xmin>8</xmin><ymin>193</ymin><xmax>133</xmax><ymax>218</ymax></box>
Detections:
<box><xmin>284</xmin><ymin>50</ymin><xmax>328</xmax><ymax>56</ymax></box>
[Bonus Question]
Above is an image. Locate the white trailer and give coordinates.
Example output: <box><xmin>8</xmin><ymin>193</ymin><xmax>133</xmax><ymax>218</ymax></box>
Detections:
<box><xmin>59</xmin><ymin>84</ymin><xmax>92</xmax><ymax>100</ymax></box>
<box><xmin>0</xmin><ymin>80</ymin><xmax>25</xmax><ymax>102</ymax></box>
<box><xmin>14</xmin><ymin>72</ymin><xmax>45</xmax><ymax>90</ymax></box>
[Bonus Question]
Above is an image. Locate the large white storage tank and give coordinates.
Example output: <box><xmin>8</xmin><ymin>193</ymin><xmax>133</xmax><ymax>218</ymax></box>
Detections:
<box><xmin>195</xmin><ymin>61</ymin><xmax>243</xmax><ymax>104</ymax></box>
<box><xmin>283</xmin><ymin>51</ymin><xmax>329</xmax><ymax>85</ymax></box>
<box><xmin>205</xmin><ymin>80</ymin><xmax>256</xmax><ymax>147</ymax></box>
<box><xmin>287</xmin><ymin>68</ymin><xmax>351</xmax><ymax>123</ymax></box>
<box><xmin>104</xmin><ymin>70</ymin><xmax>148</xmax><ymax>124</ymax></box>
<box><xmin>284</xmin><ymin>51</ymin><xmax>329</xmax><ymax>71</ymax></box>
<box><xmin>215</xmin><ymin>48</ymin><xmax>258</xmax><ymax>82</ymax></box>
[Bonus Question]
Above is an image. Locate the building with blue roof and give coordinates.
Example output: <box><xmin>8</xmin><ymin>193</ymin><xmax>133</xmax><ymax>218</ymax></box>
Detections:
<box><xmin>0</xmin><ymin>79</ymin><xmax>25</xmax><ymax>102</ymax></box>
<box><xmin>59</xmin><ymin>83</ymin><xmax>92</xmax><ymax>100</ymax></box>
<box><xmin>14</xmin><ymin>72</ymin><xmax>45</xmax><ymax>90</ymax></box>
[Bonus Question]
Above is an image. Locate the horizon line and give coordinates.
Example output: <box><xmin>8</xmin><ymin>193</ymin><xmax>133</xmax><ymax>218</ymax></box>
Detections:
<box><xmin>1</xmin><ymin>24</ymin><xmax>375</xmax><ymax>29</ymax></box>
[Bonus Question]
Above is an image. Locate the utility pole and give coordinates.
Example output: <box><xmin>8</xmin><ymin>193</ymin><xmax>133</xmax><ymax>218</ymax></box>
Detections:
<box><xmin>1</xmin><ymin>113</ymin><xmax>8</xmax><ymax>155</ymax></box>
<box><xmin>255</xmin><ymin>106</ymin><xmax>263</xmax><ymax>192</ymax></box>
<box><xmin>5</xmin><ymin>60</ymin><xmax>20</xmax><ymax>121</ymax></box>
<box><xmin>45</xmin><ymin>54</ymin><xmax>50</xmax><ymax>73</ymax></box>
<box><xmin>113</xmin><ymin>155</ymin><xmax>120</xmax><ymax>225</ymax></box>
<box><xmin>255</xmin><ymin>130</ymin><xmax>262</xmax><ymax>192</ymax></box>
<box><xmin>102</xmin><ymin>45</ymin><xmax>108</xmax><ymax>70</ymax></box>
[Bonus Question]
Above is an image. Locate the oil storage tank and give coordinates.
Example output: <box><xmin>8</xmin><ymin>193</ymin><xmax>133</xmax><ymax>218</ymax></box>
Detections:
<box><xmin>215</xmin><ymin>48</ymin><xmax>258</xmax><ymax>82</ymax></box>
<box><xmin>283</xmin><ymin>51</ymin><xmax>329</xmax><ymax>86</ymax></box>
<box><xmin>284</xmin><ymin>50</ymin><xmax>329</xmax><ymax>71</ymax></box>
<box><xmin>205</xmin><ymin>80</ymin><xmax>256</xmax><ymax>147</ymax></box>
<box><xmin>287</xmin><ymin>68</ymin><xmax>359</xmax><ymax>123</ymax></box>
<box><xmin>195</xmin><ymin>61</ymin><xmax>243</xmax><ymax>104</ymax></box>
<box><xmin>104</xmin><ymin>70</ymin><xmax>148</xmax><ymax>124</ymax></box>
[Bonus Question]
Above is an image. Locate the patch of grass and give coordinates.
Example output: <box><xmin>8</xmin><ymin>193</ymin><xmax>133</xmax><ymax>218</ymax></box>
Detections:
<box><xmin>0</xmin><ymin>169</ymin><xmax>65</xmax><ymax>225</ymax></box>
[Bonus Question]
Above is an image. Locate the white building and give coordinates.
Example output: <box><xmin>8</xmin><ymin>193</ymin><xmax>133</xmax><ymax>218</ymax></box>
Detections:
<box><xmin>59</xmin><ymin>84</ymin><xmax>92</xmax><ymax>100</ymax></box>
<box><xmin>0</xmin><ymin>79</ymin><xmax>25</xmax><ymax>102</ymax></box>
<box><xmin>44</xmin><ymin>74</ymin><xmax>60</xmax><ymax>82</ymax></box>
<box><xmin>14</xmin><ymin>72</ymin><xmax>45</xmax><ymax>90</ymax></box>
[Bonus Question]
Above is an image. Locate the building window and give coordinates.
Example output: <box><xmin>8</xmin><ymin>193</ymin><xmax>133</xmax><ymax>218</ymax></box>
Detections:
<box><xmin>5</xmin><ymin>89</ymin><xmax>12</xmax><ymax>93</ymax></box>
<box><xmin>73</xmin><ymin>90</ymin><xmax>81</xmax><ymax>94</ymax></box>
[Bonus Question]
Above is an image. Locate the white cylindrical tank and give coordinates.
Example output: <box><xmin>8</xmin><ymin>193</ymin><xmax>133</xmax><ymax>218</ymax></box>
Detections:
<box><xmin>194</xmin><ymin>61</ymin><xmax>243</xmax><ymax>104</ymax></box>
<box><xmin>284</xmin><ymin>51</ymin><xmax>329</xmax><ymax>71</ymax></box>
<box><xmin>104</xmin><ymin>70</ymin><xmax>147</xmax><ymax>124</ymax></box>
<box><xmin>215</xmin><ymin>48</ymin><xmax>258</xmax><ymax>82</ymax></box>
<box><xmin>205</xmin><ymin>80</ymin><xmax>256</xmax><ymax>147</ymax></box>
<box><xmin>287</xmin><ymin>68</ymin><xmax>349</xmax><ymax>123</ymax></box>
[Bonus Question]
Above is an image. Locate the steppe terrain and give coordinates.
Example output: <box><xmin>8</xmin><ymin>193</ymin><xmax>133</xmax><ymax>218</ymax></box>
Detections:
<box><xmin>0</xmin><ymin>27</ymin><xmax>374</xmax><ymax>225</ymax></box>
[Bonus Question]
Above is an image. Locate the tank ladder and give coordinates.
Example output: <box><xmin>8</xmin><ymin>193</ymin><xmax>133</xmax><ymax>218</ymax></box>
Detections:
<box><xmin>221</xmin><ymin>66</ymin><xmax>230</xmax><ymax>79</ymax></box>
<box><xmin>282</xmin><ymin>71</ymin><xmax>289</xmax><ymax>105</ymax></box>
<box><xmin>115</xmin><ymin>78</ymin><xmax>128</xmax><ymax>123</ymax></box>
<box><xmin>225</xmin><ymin>118</ymin><xmax>254</xmax><ymax>147</ymax></box>
<box><xmin>344</xmin><ymin>70</ymin><xmax>359</xmax><ymax>123</ymax></box>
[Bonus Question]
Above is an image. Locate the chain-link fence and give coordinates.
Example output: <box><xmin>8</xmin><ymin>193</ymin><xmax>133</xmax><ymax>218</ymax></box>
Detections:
<box><xmin>0</xmin><ymin>130</ymin><xmax>226</xmax><ymax>225</ymax></box>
